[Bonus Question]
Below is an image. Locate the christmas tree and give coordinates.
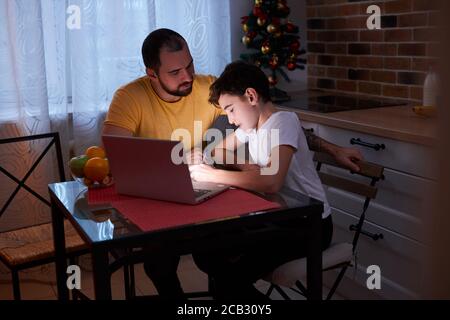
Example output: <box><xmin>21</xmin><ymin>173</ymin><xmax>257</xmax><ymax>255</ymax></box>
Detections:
<box><xmin>240</xmin><ymin>0</ymin><xmax>306</xmax><ymax>102</ymax></box>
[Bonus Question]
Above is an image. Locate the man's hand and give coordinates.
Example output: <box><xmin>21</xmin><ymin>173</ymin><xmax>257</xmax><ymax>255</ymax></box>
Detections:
<box><xmin>189</xmin><ymin>164</ymin><xmax>217</xmax><ymax>182</ymax></box>
<box><xmin>331</xmin><ymin>146</ymin><xmax>363</xmax><ymax>172</ymax></box>
<box><xmin>185</xmin><ymin>147</ymin><xmax>204</xmax><ymax>165</ymax></box>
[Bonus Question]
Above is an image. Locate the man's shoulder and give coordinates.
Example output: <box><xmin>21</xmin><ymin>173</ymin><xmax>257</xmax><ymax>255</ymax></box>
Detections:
<box><xmin>116</xmin><ymin>76</ymin><xmax>149</xmax><ymax>95</ymax></box>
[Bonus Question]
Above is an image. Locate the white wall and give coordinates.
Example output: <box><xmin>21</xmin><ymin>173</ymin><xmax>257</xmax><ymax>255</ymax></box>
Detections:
<box><xmin>229</xmin><ymin>0</ymin><xmax>307</xmax><ymax>92</ymax></box>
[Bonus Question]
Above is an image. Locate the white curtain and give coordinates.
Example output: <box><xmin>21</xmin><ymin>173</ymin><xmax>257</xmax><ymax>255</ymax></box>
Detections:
<box><xmin>0</xmin><ymin>0</ymin><xmax>231</xmax><ymax>230</ymax></box>
<box><xmin>154</xmin><ymin>0</ymin><xmax>231</xmax><ymax>76</ymax></box>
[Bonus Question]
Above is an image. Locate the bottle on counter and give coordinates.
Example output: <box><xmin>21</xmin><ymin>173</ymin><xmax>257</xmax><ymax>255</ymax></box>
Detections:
<box><xmin>423</xmin><ymin>67</ymin><xmax>438</xmax><ymax>107</ymax></box>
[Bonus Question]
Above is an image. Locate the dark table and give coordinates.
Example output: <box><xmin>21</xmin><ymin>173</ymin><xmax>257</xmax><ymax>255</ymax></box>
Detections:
<box><xmin>49</xmin><ymin>181</ymin><xmax>323</xmax><ymax>300</ymax></box>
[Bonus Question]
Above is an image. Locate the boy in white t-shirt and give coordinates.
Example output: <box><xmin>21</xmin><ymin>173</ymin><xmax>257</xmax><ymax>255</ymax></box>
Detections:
<box><xmin>190</xmin><ymin>61</ymin><xmax>333</xmax><ymax>300</ymax></box>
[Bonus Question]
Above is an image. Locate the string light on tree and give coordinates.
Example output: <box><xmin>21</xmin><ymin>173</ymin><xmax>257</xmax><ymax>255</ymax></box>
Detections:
<box><xmin>239</xmin><ymin>0</ymin><xmax>307</xmax><ymax>102</ymax></box>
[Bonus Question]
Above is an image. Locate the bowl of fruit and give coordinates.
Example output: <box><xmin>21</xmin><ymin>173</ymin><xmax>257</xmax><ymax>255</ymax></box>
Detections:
<box><xmin>69</xmin><ymin>146</ymin><xmax>114</xmax><ymax>188</ymax></box>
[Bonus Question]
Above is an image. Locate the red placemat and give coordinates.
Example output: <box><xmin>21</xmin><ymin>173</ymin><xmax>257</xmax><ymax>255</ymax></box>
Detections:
<box><xmin>87</xmin><ymin>185</ymin><xmax>132</xmax><ymax>204</ymax></box>
<box><xmin>88</xmin><ymin>186</ymin><xmax>281</xmax><ymax>232</ymax></box>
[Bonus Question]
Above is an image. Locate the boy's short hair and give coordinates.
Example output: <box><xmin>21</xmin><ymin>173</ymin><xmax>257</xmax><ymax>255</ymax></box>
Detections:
<box><xmin>209</xmin><ymin>61</ymin><xmax>271</xmax><ymax>107</ymax></box>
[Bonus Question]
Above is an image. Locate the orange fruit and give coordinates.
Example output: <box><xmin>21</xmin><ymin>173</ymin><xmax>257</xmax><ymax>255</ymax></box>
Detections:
<box><xmin>83</xmin><ymin>157</ymin><xmax>109</xmax><ymax>182</ymax></box>
<box><xmin>85</xmin><ymin>146</ymin><xmax>106</xmax><ymax>159</ymax></box>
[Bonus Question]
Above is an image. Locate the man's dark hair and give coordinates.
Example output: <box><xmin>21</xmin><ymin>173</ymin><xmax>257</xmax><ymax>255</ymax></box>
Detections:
<box><xmin>209</xmin><ymin>61</ymin><xmax>271</xmax><ymax>107</ymax></box>
<box><xmin>141</xmin><ymin>28</ymin><xmax>186</xmax><ymax>72</ymax></box>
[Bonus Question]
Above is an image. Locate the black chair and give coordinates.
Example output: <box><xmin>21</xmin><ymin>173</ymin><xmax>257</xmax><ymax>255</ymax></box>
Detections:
<box><xmin>0</xmin><ymin>132</ymin><xmax>88</xmax><ymax>300</ymax></box>
<box><xmin>264</xmin><ymin>152</ymin><xmax>384</xmax><ymax>300</ymax></box>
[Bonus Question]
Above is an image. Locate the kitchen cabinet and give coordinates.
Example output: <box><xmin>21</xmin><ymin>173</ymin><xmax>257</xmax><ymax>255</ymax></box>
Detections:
<box><xmin>285</xmin><ymin>103</ymin><xmax>437</xmax><ymax>299</ymax></box>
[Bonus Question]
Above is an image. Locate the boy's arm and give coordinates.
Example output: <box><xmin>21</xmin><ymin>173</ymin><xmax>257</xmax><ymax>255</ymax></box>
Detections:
<box><xmin>194</xmin><ymin>145</ymin><xmax>294</xmax><ymax>193</ymax></box>
<box><xmin>207</xmin><ymin>131</ymin><xmax>252</xmax><ymax>170</ymax></box>
<box><xmin>192</xmin><ymin>131</ymin><xmax>251</xmax><ymax>168</ymax></box>
<box><xmin>302</xmin><ymin>127</ymin><xmax>363</xmax><ymax>172</ymax></box>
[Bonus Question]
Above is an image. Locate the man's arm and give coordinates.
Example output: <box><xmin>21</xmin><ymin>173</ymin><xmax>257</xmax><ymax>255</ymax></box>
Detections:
<box><xmin>101</xmin><ymin>125</ymin><xmax>133</xmax><ymax>148</ymax></box>
<box><xmin>102</xmin><ymin>124</ymin><xmax>133</xmax><ymax>137</ymax></box>
<box><xmin>302</xmin><ymin>127</ymin><xmax>363</xmax><ymax>172</ymax></box>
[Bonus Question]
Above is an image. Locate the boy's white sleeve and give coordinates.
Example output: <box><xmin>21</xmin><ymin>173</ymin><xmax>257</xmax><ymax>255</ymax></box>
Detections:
<box><xmin>270</xmin><ymin>113</ymin><xmax>300</xmax><ymax>151</ymax></box>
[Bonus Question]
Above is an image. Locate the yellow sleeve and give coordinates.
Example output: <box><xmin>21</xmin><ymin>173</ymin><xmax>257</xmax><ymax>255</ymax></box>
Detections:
<box><xmin>104</xmin><ymin>89</ymin><xmax>141</xmax><ymax>134</ymax></box>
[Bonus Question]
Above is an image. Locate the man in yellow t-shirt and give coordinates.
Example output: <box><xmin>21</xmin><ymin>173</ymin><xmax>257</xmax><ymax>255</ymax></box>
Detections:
<box><xmin>102</xmin><ymin>28</ymin><xmax>363</xmax><ymax>300</ymax></box>
<box><xmin>104</xmin><ymin>73</ymin><xmax>222</xmax><ymax>150</ymax></box>
<box><xmin>103</xmin><ymin>31</ymin><xmax>223</xmax><ymax>152</ymax></box>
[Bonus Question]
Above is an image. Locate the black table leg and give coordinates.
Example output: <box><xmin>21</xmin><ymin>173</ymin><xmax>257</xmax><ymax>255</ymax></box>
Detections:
<box><xmin>306</xmin><ymin>206</ymin><xmax>323</xmax><ymax>300</ymax></box>
<box><xmin>51</xmin><ymin>197</ymin><xmax>69</xmax><ymax>300</ymax></box>
<box><xmin>92</xmin><ymin>245</ymin><xmax>112</xmax><ymax>300</ymax></box>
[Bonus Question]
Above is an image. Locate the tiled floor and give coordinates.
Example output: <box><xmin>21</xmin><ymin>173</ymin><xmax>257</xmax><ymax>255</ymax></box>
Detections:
<box><xmin>0</xmin><ymin>255</ymin><xmax>343</xmax><ymax>300</ymax></box>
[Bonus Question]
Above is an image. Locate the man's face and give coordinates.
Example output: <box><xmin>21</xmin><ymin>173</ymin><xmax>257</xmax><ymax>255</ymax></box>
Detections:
<box><xmin>155</xmin><ymin>43</ymin><xmax>195</xmax><ymax>97</ymax></box>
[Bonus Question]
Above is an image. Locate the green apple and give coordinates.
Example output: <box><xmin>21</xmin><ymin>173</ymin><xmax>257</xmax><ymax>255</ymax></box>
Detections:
<box><xmin>69</xmin><ymin>155</ymin><xmax>89</xmax><ymax>178</ymax></box>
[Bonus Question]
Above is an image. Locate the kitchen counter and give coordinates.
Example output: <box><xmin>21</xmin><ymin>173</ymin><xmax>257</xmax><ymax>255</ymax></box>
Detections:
<box><xmin>276</xmin><ymin>90</ymin><xmax>437</xmax><ymax>146</ymax></box>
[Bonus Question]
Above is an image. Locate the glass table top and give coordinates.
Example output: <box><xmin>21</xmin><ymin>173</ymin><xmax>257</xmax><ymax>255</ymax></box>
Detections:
<box><xmin>49</xmin><ymin>181</ymin><xmax>322</xmax><ymax>244</ymax></box>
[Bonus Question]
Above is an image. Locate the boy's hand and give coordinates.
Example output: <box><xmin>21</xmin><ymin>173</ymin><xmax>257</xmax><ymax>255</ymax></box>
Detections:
<box><xmin>189</xmin><ymin>164</ymin><xmax>217</xmax><ymax>182</ymax></box>
<box><xmin>185</xmin><ymin>147</ymin><xmax>204</xmax><ymax>165</ymax></box>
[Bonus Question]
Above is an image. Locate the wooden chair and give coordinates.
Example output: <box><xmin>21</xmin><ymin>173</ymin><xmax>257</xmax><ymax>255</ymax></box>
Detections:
<box><xmin>0</xmin><ymin>132</ymin><xmax>88</xmax><ymax>300</ymax></box>
<box><xmin>263</xmin><ymin>152</ymin><xmax>384</xmax><ymax>300</ymax></box>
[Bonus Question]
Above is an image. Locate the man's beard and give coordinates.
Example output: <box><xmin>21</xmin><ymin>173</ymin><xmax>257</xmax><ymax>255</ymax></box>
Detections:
<box><xmin>159</xmin><ymin>79</ymin><xmax>193</xmax><ymax>97</ymax></box>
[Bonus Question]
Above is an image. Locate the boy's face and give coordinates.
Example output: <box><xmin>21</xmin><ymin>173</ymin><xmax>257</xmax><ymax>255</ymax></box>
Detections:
<box><xmin>218</xmin><ymin>93</ymin><xmax>259</xmax><ymax>131</ymax></box>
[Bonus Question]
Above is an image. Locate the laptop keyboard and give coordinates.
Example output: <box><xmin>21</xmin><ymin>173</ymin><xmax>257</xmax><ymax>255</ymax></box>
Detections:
<box><xmin>194</xmin><ymin>189</ymin><xmax>210</xmax><ymax>198</ymax></box>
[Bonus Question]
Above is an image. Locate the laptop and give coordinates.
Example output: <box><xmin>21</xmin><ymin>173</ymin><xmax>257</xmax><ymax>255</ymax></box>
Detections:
<box><xmin>102</xmin><ymin>135</ymin><xmax>229</xmax><ymax>204</ymax></box>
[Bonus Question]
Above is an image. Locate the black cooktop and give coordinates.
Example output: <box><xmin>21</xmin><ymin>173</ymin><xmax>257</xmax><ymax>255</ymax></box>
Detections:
<box><xmin>279</xmin><ymin>94</ymin><xmax>407</xmax><ymax>113</ymax></box>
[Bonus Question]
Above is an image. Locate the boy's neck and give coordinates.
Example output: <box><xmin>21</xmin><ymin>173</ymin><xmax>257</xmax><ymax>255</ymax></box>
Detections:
<box><xmin>256</xmin><ymin>101</ymin><xmax>277</xmax><ymax>130</ymax></box>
